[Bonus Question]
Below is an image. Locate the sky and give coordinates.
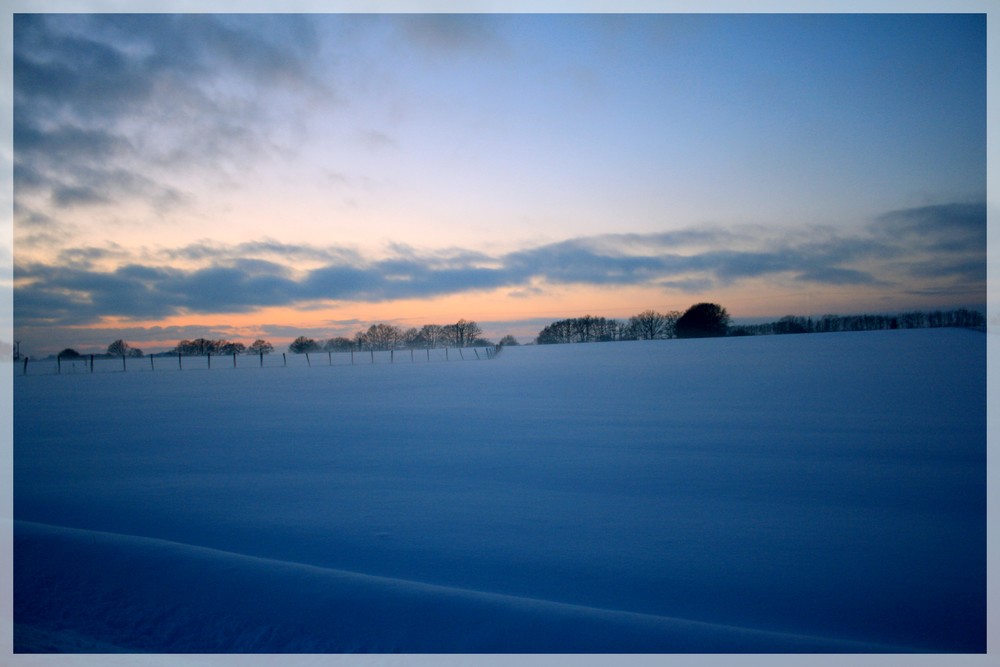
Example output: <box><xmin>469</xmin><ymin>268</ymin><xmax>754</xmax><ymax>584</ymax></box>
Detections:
<box><xmin>6</xmin><ymin>7</ymin><xmax>989</xmax><ymax>355</ymax></box>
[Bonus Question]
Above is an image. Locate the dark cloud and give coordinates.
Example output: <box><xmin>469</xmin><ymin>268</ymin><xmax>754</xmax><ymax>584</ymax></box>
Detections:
<box><xmin>50</xmin><ymin>184</ymin><xmax>110</xmax><ymax>208</ymax></box>
<box><xmin>13</xmin><ymin>14</ymin><xmax>325</xmax><ymax>214</ymax></box>
<box><xmin>13</xmin><ymin>202</ymin><xmax>985</xmax><ymax>329</ymax></box>
<box><xmin>872</xmin><ymin>203</ymin><xmax>986</xmax><ymax>253</ymax></box>
<box><xmin>505</xmin><ymin>239</ymin><xmax>671</xmax><ymax>286</ymax></box>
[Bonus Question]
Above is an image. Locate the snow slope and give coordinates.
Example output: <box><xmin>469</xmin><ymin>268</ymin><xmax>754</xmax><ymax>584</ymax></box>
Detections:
<box><xmin>11</xmin><ymin>329</ymin><xmax>987</xmax><ymax>653</ymax></box>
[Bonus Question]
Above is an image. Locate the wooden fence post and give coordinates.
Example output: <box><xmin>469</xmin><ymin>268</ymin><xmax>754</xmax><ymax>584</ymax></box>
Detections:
<box><xmin>23</xmin><ymin>358</ymin><xmax>28</xmax><ymax>375</ymax></box>
<box><xmin>179</xmin><ymin>352</ymin><xmax>183</xmax><ymax>370</ymax></box>
<box><xmin>370</xmin><ymin>349</ymin><xmax>374</xmax><ymax>364</ymax></box>
<box><xmin>391</xmin><ymin>349</ymin><xmax>394</xmax><ymax>364</ymax></box>
<box><xmin>328</xmin><ymin>351</ymin><xmax>332</xmax><ymax>366</ymax></box>
<box><xmin>283</xmin><ymin>353</ymin><xmax>287</xmax><ymax>367</ymax></box>
<box><xmin>474</xmin><ymin>349</ymin><xmax>480</xmax><ymax>360</ymax></box>
<box><xmin>90</xmin><ymin>354</ymin><xmax>94</xmax><ymax>373</ymax></box>
<box><xmin>151</xmin><ymin>355</ymin><xmax>155</xmax><ymax>371</ymax></box>
<box><xmin>306</xmin><ymin>352</ymin><xmax>311</xmax><ymax>367</ymax></box>
<box><xmin>122</xmin><ymin>354</ymin><xmax>127</xmax><ymax>372</ymax></box>
<box><xmin>446</xmin><ymin>347</ymin><xmax>449</xmax><ymax>361</ymax></box>
<box><xmin>459</xmin><ymin>348</ymin><xmax>464</xmax><ymax>360</ymax></box>
<box><xmin>233</xmin><ymin>352</ymin><xmax>237</xmax><ymax>368</ymax></box>
<box><xmin>207</xmin><ymin>351</ymin><xmax>211</xmax><ymax>369</ymax></box>
<box><xmin>260</xmin><ymin>350</ymin><xmax>264</xmax><ymax>367</ymax></box>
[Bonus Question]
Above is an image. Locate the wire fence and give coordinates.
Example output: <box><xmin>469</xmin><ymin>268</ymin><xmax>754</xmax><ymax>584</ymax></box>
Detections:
<box><xmin>16</xmin><ymin>345</ymin><xmax>502</xmax><ymax>376</ymax></box>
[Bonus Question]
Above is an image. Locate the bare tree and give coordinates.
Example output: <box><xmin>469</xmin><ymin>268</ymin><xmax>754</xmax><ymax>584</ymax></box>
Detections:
<box><xmin>402</xmin><ymin>328</ymin><xmax>422</xmax><ymax>349</ymax></box>
<box><xmin>323</xmin><ymin>337</ymin><xmax>354</xmax><ymax>352</ymax></box>
<box><xmin>248</xmin><ymin>339</ymin><xmax>274</xmax><ymax>354</ymax></box>
<box><xmin>452</xmin><ymin>319</ymin><xmax>482</xmax><ymax>347</ymax></box>
<box><xmin>628</xmin><ymin>310</ymin><xmax>678</xmax><ymax>340</ymax></box>
<box><xmin>362</xmin><ymin>323</ymin><xmax>403</xmax><ymax>351</ymax></box>
<box><xmin>218</xmin><ymin>341</ymin><xmax>247</xmax><ymax>355</ymax></box>
<box><xmin>419</xmin><ymin>324</ymin><xmax>446</xmax><ymax>348</ymax></box>
<box><xmin>288</xmin><ymin>336</ymin><xmax>320</xmax><ymax>353</ymax></box>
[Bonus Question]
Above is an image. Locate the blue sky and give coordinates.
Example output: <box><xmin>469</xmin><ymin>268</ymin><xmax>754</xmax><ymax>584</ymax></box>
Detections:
<box><xmin>7</xmin><ymin>8</ymin><xmax>988</xmax><ymax>354</ymax></box>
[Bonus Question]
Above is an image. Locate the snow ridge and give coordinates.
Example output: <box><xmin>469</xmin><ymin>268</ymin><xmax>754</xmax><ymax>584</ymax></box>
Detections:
<box><xmin>14</xmin><ymin>520</ymin><xmax>908</xmax><ymax>654</ymax></box>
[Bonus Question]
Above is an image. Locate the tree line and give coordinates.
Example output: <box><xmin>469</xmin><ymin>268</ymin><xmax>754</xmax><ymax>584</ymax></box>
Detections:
<box><xmin>728</xmin><ymin>308</ymin><xmax>985</xmax><ymax>336</ymax></box>
<box><xmin>49</xmin><ymin>318</ymin><xmax>508</xmax><ymax>361</ymax></box>
<box><xmin>48</xmin><ymin>305</ymin><xmax>985</xmax><ymax>361</ymax></box>
<box><xmin>536</xmin><ymin>303</ymin><xmax>730</xmax><ymax>344</ymax></box>
<box><xmin>287</xmin><ymin>319</ymin><xmax>503</xmax><ymax>353</ymax></box>
<box><xmin>535</xmin><ymin>304</ymin><xmax>984</xmax><ymax>345</ymax></box>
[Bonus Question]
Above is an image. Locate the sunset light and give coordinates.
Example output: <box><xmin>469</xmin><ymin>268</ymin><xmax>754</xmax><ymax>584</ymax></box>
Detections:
<box><xmin>9</xmin><ymin>10</ymin><xmax>986</xmax><ymax>356</ymax></box>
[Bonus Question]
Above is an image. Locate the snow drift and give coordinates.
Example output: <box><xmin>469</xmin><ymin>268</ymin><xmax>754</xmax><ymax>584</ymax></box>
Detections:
<box><xmin>12</xmin><ymin>329</ymin><xmax>986</xmax><ymax>653</ymax></box>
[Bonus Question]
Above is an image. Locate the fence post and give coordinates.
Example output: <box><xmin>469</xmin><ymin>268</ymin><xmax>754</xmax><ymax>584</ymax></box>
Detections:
<box><xmin>446</xmin><ymin>347</ymin><xmax>449</xmax><ymax>361</ymax></box>
<box><xmin>179</xmin><ymin>352</ymin><xmax>183</xmax><ymax>370</ymax></box>
<box><xmin>151</xmin><ymin>355</ymin><xmax>155</xmax><ymax>371</ymax></box>
<box><xmin>306</xmin><ymin>352</ymin><xmax>311</xmax><ymax>367</ymax></box>
<box><xmin>23</xmin><ymin>358</ymin><xmax>28</xmax><ymax>375</ymax></box>
<box><xmin>328</xmin><ymin>351</ymin><xmax>332</xmax><ymax>366</ymax></box>
<box><xmin>208</xmin><ymin>352</ymin><xmax>211</xmax><ymax>369</ymax></box>
<box><xmin>122</xmin><ymin>354</ymin><xmax>127</xmax><ymax>372</ymax></box>
<box><xmin>90</xmin><ymin>354</ymin><xmax>94</xmax><ymax>373</ymax></box>
<box><xmin>370</xmin><ymin>349</ymin><xmax>374</xmax><ymax>364</ymax></box>
<box><xmin>391</xmin><ymin>349</ymin><xmax>394</xmax><ymax>364</ymax></box>
<box><xmin>233</xmin><ymin>352</ymin><xmax>237</xmax><ymax>368</ymax></box>
<box><xmin>351</xmin><ymin>350</ymin><xmax>354</xmax><ymax>365</ymax></box>
<box><xmin>282</xmin><ymin>353</ymin><xmax>287</xmax><ymax>367</ymax></box>
<box><xmin>474</xmin><ymin>349</ymin><xmax>480</xmax><ymax>360</ymax></box>
<box><xmin>427</xmin><ymin>348</ymin><xmax>430</xmax><ymax>362</ymax></box>
<box><xmin>260</xmin><ymin>350</ymin><xmax>264</xmax><ymax>368</ymax></box>
<box><xmin>459</xmin><ymin>348</ymin><xmax>464</xmax><ymax>360</ymax></box>
<box><xmin>411</xmin><ymin>348</ymin><xmax>414</xmax><ymax>363</ymax></box>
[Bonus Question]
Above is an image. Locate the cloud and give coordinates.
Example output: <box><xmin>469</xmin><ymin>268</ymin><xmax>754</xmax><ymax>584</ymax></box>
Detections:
<box><xmin>13</xmin><ymin>14</ymin><xmax>326</xmax><ymax>215</ymax></box>
<box><xmin>163</xmin><ymin>239</ymin><xmax>364</xmax><ymax>267</ymax></box>
<box><xmin>13</xmin><ymin>202</ymin><xmax>985</xmax><ymax>329</ymax></box>
<box><xmin>872</xmin><ymin>203</ymin><xmax>986</xmax><ymax>253</ymax></box>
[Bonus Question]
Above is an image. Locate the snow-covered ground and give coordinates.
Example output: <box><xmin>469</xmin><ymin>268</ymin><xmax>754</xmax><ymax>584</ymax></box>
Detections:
<box><xmin>10</xmin><ymin>329</ymin><xmax>987</xmax><ymax>654</ymax></box>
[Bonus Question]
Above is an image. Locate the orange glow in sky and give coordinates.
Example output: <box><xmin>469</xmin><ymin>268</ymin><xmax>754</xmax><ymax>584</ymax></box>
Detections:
<box><xmin>11</xmin><ymin>13</ymin><xmax>986</xmax><ymax>356</ymax></box>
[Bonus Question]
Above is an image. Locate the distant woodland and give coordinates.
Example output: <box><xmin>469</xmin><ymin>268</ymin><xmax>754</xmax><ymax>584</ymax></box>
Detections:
<box><xmin>534</xmin><ymin>304</ymin><xmax>985</xmax><ymax>344</ymax></box>
<box><xmin>34</xmin><ymin>306</ymin><xmax>986</xmax><ymax>362</ymax></box>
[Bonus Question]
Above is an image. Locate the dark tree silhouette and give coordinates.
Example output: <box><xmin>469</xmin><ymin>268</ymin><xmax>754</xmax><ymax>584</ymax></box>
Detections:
<box><xmin>323</xmin><ymin>337</ymin><xmax>354</xmax><ymax>352</ymax></box>
<box><xmin>107</xmin><ymin>339</ymin><xmax>141</xmax><ymax>356</ymax></box>
<box><xmin>452</xmin><ymin>319</ymin><xmax>482</xmax><ymax>348</ymax></box>
<box><xmin>288</xmin><ymin>336</ymin><xmax>320</xmax><ymax>353</ymax></box>
<box><xmin>175</xmin><ymin>338</ymin><xmax>213</xmax><ymax>355</ymax></box>
<box><xmin>418</xmin><ymin>324</ymin><xmax>446</xmax><ymax>348</ymax></box>
<box><xmin>358</xmin><ymin>323</ymin><xmax>403</xmax><ymax>350</ymax></box>
<box><xmin>218</xmin><ymin>341</ymin><xmax>246</xmax><ymax>355</ymax></box>
<box><xmin>536</xmin><ymin>316</ymin><xmax>623</xmax><ymax>344</ymax></box>
<box><xmin>675</xmin><ymin>303</ymin><xmax>730</xmax><ymax>338</ymax></box>
<box><xmin>57</xmin><ymin>348</ymin><xmax>82</xmax><ymax>358</ymax></box>
<box><xmin>248</xmin><ymin>339</ymin><xmax>274</xmax><ymax>354</ymax></box>
<box><xmin>627</xmin><ymin>310</ymin><xmax>680</xmax><ymax>340</ymax></box>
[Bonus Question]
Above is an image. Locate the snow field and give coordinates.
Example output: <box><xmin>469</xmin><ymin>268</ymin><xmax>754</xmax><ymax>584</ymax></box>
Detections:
<box><xmin>12</xmin><ymin>328</ymin><xmax>987</xmax><ymax>653</ymax></box>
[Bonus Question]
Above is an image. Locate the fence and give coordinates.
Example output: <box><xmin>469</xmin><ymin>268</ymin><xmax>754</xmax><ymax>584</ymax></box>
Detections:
<box><xmin>16</xmin><ymin>345</ymin><xmax>501</xmax><ymax>376</ymax></box>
